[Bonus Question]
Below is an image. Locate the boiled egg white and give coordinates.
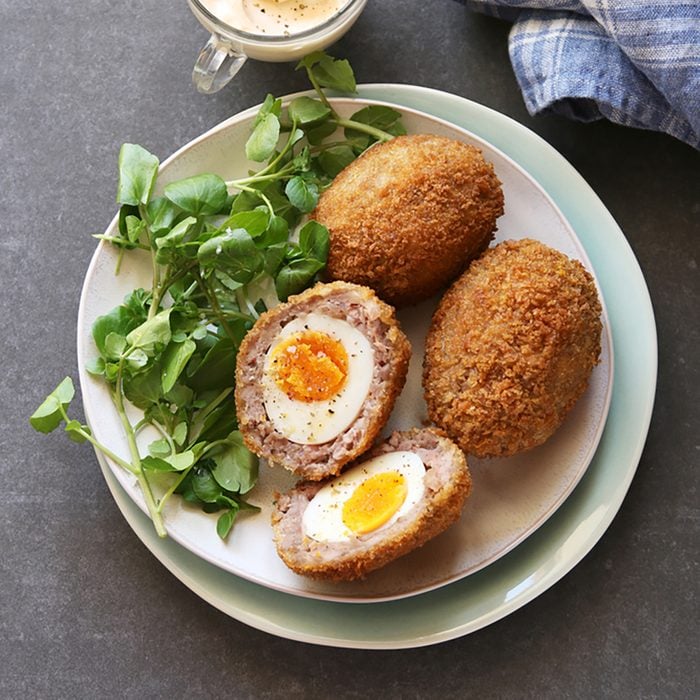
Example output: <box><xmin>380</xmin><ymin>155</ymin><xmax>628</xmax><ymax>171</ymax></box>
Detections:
<box><xmin>261</xmin><ymin>312</ymin><xmax>374</xmax><ymax>445</ymax></box>
<box><xmin>302</xmin><ymin>451</ymin><xmax>426</xmax><ymax>543</ymax></box>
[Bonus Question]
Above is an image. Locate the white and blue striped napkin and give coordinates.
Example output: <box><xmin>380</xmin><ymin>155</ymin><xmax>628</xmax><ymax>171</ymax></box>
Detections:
<box><xmin>465</xmin><ymin>0</ymin><xmax>700</xmax><ymax>148</ymax></box>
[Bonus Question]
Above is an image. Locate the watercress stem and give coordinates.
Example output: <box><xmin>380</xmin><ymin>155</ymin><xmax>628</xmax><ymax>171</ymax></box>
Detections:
<box><xmin>334</xmin><ymin>117</ymin><xmax>395</xmax><ymax>143</ymax></box>
<box><xmin>156</xmin><ymin>465</ymin><xmax>193</xmax><ymax>514</ymax></box>
<box><xmin>148</xmin><ymin>419</ymin><xmax>176</xmax><ymax>453</ymax></box>
<box><xmin>228</xmin><ymin>168</ymin><xmax>295</xmax><ymax>187</ymax></box>
<box><xmin>112</xmin><ymin>363</ymin><xmax>167</xmax><ymax>538</ymax></box>
<box><xmin>228</xmin><ymin>120</ymin><xmax>299</xmax><ymax>187</ymax></box>
<box><xmin>93</xmin><ymin>234</ymin><xmax>151</xmax><ymax>251</ymax></box>
<box><xmin>228</xmin><ymin>183</ymin><xmax>276</xmax><ymax>218</ymax></box>
<box><xmin>306</xmin><ymin>68</ymin><xmax>334</xmax><ymax>114</ymax></box>
<box><xmin>139</xmin><ymin>204</ymin><xmax>163</xmax><ymax>320</ymax></box>
<box><xmin>57</xmin><ymin>405</ymin><xmax>138</xmax><ymax>476</ymax></box>
<box><xmin>192</xmin><ymin>271</ymin><xmax>239</xmax><ymax>348</ymax></box>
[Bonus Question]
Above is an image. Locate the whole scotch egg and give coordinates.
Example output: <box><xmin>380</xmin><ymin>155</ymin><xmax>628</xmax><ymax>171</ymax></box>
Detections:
<box><xmin>235</xmin><ymin>281</ymin><xmax>411</xmax><ymax>480</ymax></box>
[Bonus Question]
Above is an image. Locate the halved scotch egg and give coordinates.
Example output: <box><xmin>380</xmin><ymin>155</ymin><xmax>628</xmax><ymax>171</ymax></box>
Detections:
<box><xmin>271</xmin><ymin>428</ymin><xmax>472</xmax><ymax>581</ymax></box>
<box><xmin>235</xmin><ymin>281</ymin><xmax>411</xmax><ymax>480</ymax></box>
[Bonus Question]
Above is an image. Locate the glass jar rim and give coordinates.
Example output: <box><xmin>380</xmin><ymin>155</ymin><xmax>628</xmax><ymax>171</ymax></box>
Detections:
<box><xmin>188</xmin><ymin>0</ymin><xmax>366</xmax><ymax>45</ymax></box>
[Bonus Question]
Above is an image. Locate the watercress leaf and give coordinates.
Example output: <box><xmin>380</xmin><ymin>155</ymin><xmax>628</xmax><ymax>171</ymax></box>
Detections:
<box><xmin>263</xmin><ymin>241</ymin><xmax>288</xmax><ymax>275</ymax></box>
<box><xmin>49</xmin><ymin>376</ymin><xmax>74</xmax><ymax>405</ymax></box>
<box><xmin>118</xmin><ymin>204</ymin><xmax>140</xmax><ymax>237</ymax></box>
<box><xmin>298</xmin><ymin>220</ymin><xmax>330</xmax><ymax>262</ymax></box>
<box><xmin>148</xmin><ymin>437</ymin><xmax>172</xmax><ymax>458</ymax></box>
<box><xmin>195</xmin><ymin>404</ymin><xmax>238</xmax><ymax>444</ymax></box>
<box><xmin>126</xmin><ymin>308</ymin><xmax>171</xmax><ymax>354</ymax></box>
<box><xmin>191</xmin><ymin>466</ymin><xmax>222</xmax><ymax>503</ymax></box>
<box><xmin>191</xmin><ymin>325</ymin><xmax>208</xmax><ymax>341</ymax></box>
<box><xmin>187</xmin><ymin>337</ymin><xmax>237</xmax><ymax>392</ymax></box>
<box><xmin>253</xmin><ymin>181</ymin><xmax>300</xmax><ymax>227</ymax></box>
<box><xmin>275</xmin><ymin>258</ymin><xmax>325</xmax><ymax>301</ymax></box>
<box><xmin>92</xmin><ymin>294</ymin><xmax>149</xmax><ymax>357</ymax></box>
<box><xmin>104</xmin><ymin>332</ymin><xmax>127</xmax><ymax>360</ymax></box>
<box><xmin>146</xmin><ymin>195</ymin><xmax>181</xmax><ymax>233</ymax></box>
<box><xmin>284</xmin><ymin>176</ymin><xmax>319</xmax><ymax>213</ymax></box>
<box><xmin>164</xmin><ymin>174</ymin><xmax>228</xmax><ymax>216</ymax></box>
<box><xmin>216</xmin><ymin>507</ymin><xmax>238</xmax><ymax>539</ymax></box>
<box><xmin>124</xmin><ymin>215</ymin><xmax>146</xmax><ymax>245</ymax></box>
<box><xmin>104</xmin><ymin>363</ymin><xmax>120</xmax><ymax>383</ymax></box>
<box><xmin>155</xmin><ymin>215</ymin><xmax>197</xmax><ymax>253</ymax></box>
<box><xmin>237</xmin><ymin>498</ymin><xmax>261</xmax><ymax>512</ymax></box>
<box><xmin>164</xmin><ymin>382</ymin><xmax>194</xmax><ymax>408</ymax></box>
<box><xmin>124</xmin><ymin>288</ymin><xmax>151</xmax><ymax>319</ymax></box>
<box><xmin>295</xmin><ymin>50</ymin><xmax>326</xmax><ymax>71</ymax></box>
<box><xmin>181</xmin><ymin>488</ymin><xmax>203</xmax><ymax>506</ymax></box>
<box><xmin>30</xmin><ymin>377</ymin><xmax>75</xmax><ymax>433</ymax></box>
<box><xmin>287</xmin><ymin>96</ymin><xmax>331</xmax><ymax>126</ymax></box>
<box><xmin>141</xmin><ymin>456</ymin><xmax>179</xmax><ymax>473</ymax></box>
<box><xmin>317</xmin><ymin>145</ymin><xmax>355</xmax><ymax>179</ymax></box>
<box><xmin>385</xmin><ymin>121</ymin><xmax>407</xmax><ymax>137</ymax></box>
<box><xmin>173</xmin><ymin>422</ymin><xmax>188</xmax><ymax>447</ymax></box>
<box><xmin>254</xmin><ymin>93</ymin><xmax>282</xmax><ymax>128</ymax></box>
<box><xmin>231</xmin><ymin>189</ymin><xmax>263</xmax><ymax>214</ymax></box>
<box><xmin>201</xmin><ymin>502</ymin><xmax>222</xmax><ymax>514</ymax></box>
<box><xmin>265</xmin><ymin>215</ymin><xmax>289</xmax><ymax>246</ymax></box>
<box><xmin>64</xmin><ymin>420</ymin><xmax>89</xmax><ymax>444</ymax></box>
<box><xmin>126</xmin><ymin>348</ymin><xmax>149</xmax><ymax>370</ymax></box>
<box><xmin>349</xmin><ymin>104</ymin><xmax>403</xmax><ymax>131</ymax></box>
<box><xmin>291</xmin><ymin>146</ymin><xmax>312</xmax><ymax>172</ymax></box>
<box><xmin>254</xmin><ymin>216</ymin><xmax>288</xmax><ymax>252</ymax></box>
<box><xmin>245</xmin><ymin>112</ymin><xmax>280</xmax><ymax>163</ymax></box>
<box><xmin>214</xmin><ymin>269</ymin><xmax>243</xmax><ymax>291</ymax></box>
<box><xmin>164</xmin><ymin>450</ymin><xmax>196</xmax><ymax>471</ymax></box>
<box><xmin>225</xmin><ymin>209</ymin><xmax>269</xmax><ymax>238</ymax></box>
<box><xmin>117</xmin><ymin>143</ymin><xmax>159</xmax><ymax>206</ymax></box>
<box><xmin>161</xmin><ymin>338</ymin><xmax>196</xmax><ymax>394</ymax></box>
<box><xmin>122</xmin><ymin>361</ymin><xmax>162</xmax><ymax>408</ymax></box>
<box><xmin>85</xmin><ymin>356</ymin><xmax>105</xmax><ymax>377</ymax></box>
<box><xmin>284</xmin><ymin>242</ymin><xmax>304</xmax><ymax>261</ymax></box>
<box><xmin>290</xmin><ymin>127</ymin><xmax>306</xmax><ymax>146</ymax></box>
<box><xmin>210</xmin><ymin>431</ymin><xmax>259</xmax><ymax>494</ymax></box>
<box><xmin>306</xmin><ymin>120</ymin><xmax>338</xmax><ymax>146</ymax></box>
<box><xmin>309</xmin><ymin>54</ymin><xmax>356</xmax><ymax>93</ymax></box>
<box><xmin>197</xmin><ymin>228</ymin><xmax>263</xmax><ymax>283</ymax></box>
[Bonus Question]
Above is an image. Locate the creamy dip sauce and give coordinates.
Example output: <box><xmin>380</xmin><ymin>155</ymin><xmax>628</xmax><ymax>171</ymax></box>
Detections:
<box><xmin>201</xmin><ymin>0</ymin><xmax>351</xmax><ymax>36</ymax></box>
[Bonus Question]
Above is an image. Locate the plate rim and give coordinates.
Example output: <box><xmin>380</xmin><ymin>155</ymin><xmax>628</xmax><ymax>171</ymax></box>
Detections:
<box><xmin>79</xmin><ymin>83</ymin><xmax>657</xmax><ymax>648</ymax></box>
<box><xmin>77</xmin><ymin>93</ymin><xmax>615</xmax><ymax>603</ymax></box>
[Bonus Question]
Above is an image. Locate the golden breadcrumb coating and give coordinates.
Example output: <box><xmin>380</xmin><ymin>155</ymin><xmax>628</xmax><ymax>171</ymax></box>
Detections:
<box><xmin>423</xmin><ymin>239</ymin><xmax>602</xmax><ymax>458</ymax></box>
<box><xmin>271</xmin><ymin>428</ymin><xmax>472</xmax><ymax>581</ymax></box>
<box><xmin>313</xmin><ymin>134</ymin><xmax>504</xmax><ymax>307</ymax></box>
<box><xmin>235</xmin><ymin>281</ymin><xmax>411</xmax><ymax>480</ymax></box>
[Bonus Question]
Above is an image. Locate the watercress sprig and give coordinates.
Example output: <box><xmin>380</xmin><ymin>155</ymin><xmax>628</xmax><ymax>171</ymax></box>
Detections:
<box><xmin>30</xmin><ymin>51</ymin><xmax>405</xmax><ymax>540</ymax></box>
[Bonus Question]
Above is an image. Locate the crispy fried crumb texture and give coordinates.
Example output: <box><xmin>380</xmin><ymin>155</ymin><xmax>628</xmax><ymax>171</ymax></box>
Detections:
<box><xmin>313</xmin><ymin>134</ymin><xmax>505</xmax><ymax>307</ymax></box>
<box><xmin>235</xmin><ymin>281</ymin><xmax>411</xmax><ymax>480</ymax></box>
<box><xmin>271</xmin><ymin>428</ymin><xmax>472</xmax><ymax>581</ymax></box>
<box><xmin>423</xmin><ymin>238</ymin><xmax>603</xmax><ymax>458</ymax></box>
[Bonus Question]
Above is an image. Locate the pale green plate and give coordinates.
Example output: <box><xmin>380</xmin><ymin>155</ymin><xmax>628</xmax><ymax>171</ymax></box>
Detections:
<box><xmin>91</xmin><ymin>84</ymin><xmax>657</xmax><ymax>648</ymax></box>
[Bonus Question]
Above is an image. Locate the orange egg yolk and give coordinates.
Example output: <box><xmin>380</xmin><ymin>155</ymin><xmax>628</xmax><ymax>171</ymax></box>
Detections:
<box><xmin>342</xmin><ymin>471</ymin><xmax>408</xmax><ymax>535</ymax></box>
<box><xmin>270</xmin><ymin>330</ymin><xmax>348</xmax><ymax>402</ymax></box>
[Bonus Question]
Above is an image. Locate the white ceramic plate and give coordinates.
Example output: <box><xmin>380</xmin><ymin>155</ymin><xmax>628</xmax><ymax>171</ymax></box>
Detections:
<box><xmin>84</xmin><ymin>85</ymin><xmax>656</xmax><ymax>647</ymax></box>
<box><xmin>78</xmin><ymin>95</ymin><xmax>613</xmax><ymax>603</ymax></box>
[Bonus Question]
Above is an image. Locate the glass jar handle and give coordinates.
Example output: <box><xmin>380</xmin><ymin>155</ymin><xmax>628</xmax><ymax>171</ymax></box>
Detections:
<box><xmin>192</xmin><ymin>35</ymin><xmax>247</xmax><ymax>94</ymax></box>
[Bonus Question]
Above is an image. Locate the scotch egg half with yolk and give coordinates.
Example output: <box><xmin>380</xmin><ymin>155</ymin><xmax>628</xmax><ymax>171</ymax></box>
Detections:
<box><xmin>301</xmin><ymin>451</ymin><xmax>426</xmax><ymax>543</ymax></box>
<box><xmin>261</xmin><ymin>312</ymin><xmax>375</xmax><ymax>445</ymax></box>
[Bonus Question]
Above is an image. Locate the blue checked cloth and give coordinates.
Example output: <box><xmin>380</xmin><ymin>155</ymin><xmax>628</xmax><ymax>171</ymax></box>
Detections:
<box><xmin>465</xmin><ymin>0</ymin><xmax>700</xmax><ymax>148</ymax></box>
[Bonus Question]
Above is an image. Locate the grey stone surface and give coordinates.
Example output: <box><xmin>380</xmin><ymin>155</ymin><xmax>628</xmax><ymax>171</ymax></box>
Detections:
<box><xmin>1</xmin><ymin>1</ymin><xmax>698</xmax><ymax>697</ymax></box>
